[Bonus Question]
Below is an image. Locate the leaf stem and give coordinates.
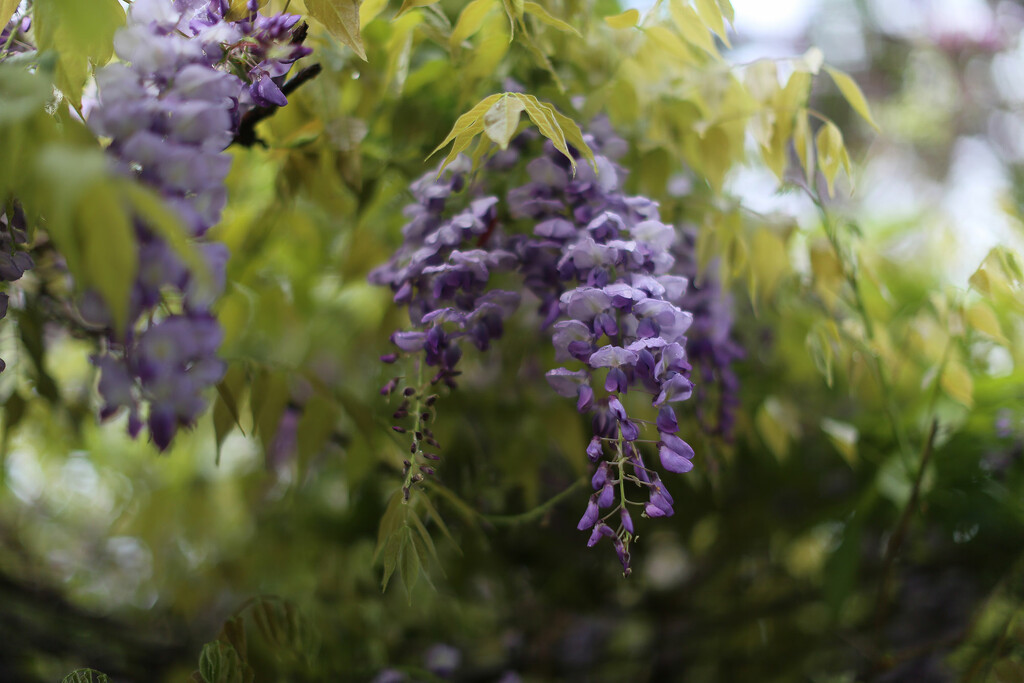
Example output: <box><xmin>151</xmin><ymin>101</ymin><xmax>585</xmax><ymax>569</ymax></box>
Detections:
<box><xmin>476</xmin><ymin>476</ymin><xmax>588</xmax><ymax>527</ymax></box>
<box><xmin>872</xmin><ymin>418</ymin><xmax>939</xmax><ymax>662</ymax></box>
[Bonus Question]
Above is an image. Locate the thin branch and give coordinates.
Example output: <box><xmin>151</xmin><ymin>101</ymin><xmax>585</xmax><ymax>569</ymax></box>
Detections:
<box><xmin>477</xmin><ymin>477</ymin><xmax>589</xmax><ymax>527</ymax></box>
<box><xmin>232</xmin><ymin>62</ymin><xmax>323</xmax><ymax>147</ymax></box>
<box><xmin>872</xmin><ymin>418</ymin><xmax>940</xmax><ymax>655</ymax></box>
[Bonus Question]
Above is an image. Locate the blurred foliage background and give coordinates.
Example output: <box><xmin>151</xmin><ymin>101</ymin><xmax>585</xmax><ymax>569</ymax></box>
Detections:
<box><xmin>3</xmin><ymin>0</ymin><xmax>1024</xmax><ymax>681</ymax></box>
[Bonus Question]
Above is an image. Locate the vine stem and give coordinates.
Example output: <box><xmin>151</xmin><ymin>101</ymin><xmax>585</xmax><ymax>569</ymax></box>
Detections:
<box><xmin>476</xmin><ymin>477</ymin><xmax>588</xmax><ymax>527</ymax></box>
<box><xmin>872</xmin><ymin>418</ymin><xmax>938</xmax><ymax>646</ymax></box>
<box><xmin>811</xmin><ymin>195</ymin><xmax>915</xmax><ymax>461</ymax></box>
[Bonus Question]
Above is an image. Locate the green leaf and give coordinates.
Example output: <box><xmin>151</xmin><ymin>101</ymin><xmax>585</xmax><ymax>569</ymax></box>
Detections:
<box><xmin>408</xmin><ymin>506</ymin><xmax>442</xmax><ymax>569</ymax></box>
<box><xmin>793</xmin><ymin>109</ymin><xmax>815</xmax><ymax>185</ymax></box>
<box><xmin>227</xmin><ymin>0</ymin><xmax>269</xmax><ymax>20</ymax></box>
<box><xmin>824</xmin><ymin>65</ymin><xmax>879</xmax><ymax>131</ymax></box>
<box><xmin>429</xmin><ymin>92</ymin><xmax>503</xmax><ymax>171</ymax></box>
<box><xmin>62</xmin><ymin>671</ymin><xmax>111</xmax><ymax>683</ymax></box>
<box><xmin>501</xmin><ymin>0</ymin><xmax>524</xmax><ymax>36</ymax></box>
<box><xmin>295</xmin><ymin>394</ymin><xmax>337</xmax><ymax>473</ymax></box>
<box><xmin>644</xmin><ymin>25</ymin><xmax>693</xmax><ymax>63</ymax></box>
<box><xmin>604</xmin><ymin>8</ymin><xmax>639</xmax><ymax>28</ymax></box>
<box><xmin>515</xmin><ymin>28</ymin><xmax>566</xmax><ymax>92</ymax></box>
<box><xmin>250</xmin><ymin>369</ymin><xmax>289</xmax><ymax>456</ymax></box>
<box><xmin>755</xmin><ymin>396</ymin><xmax>801</xmax><ymax>462</ymax></box>
<box><xmin>361</xmin><ymin>0</ymin><xmax>390</xmax><ymax>22</ymax></box>
<box><xmin>450</xmin><ymin>0</ymin><xmax>495</xmax><ymax>47</ymax></box>
<box><xmin>217</xmin><ymin>616</ymin><xmax>249</xmax><ymax>665</ymax></box>
<box><xmin>815</xmin><ymin>120</ymin><xmax>850</xmax><ymax>197</ymax></box>
<box><xmin>120</xmin><ymin>180</ymin><xmax>211</xmax><ymax>289</ymax></box>
<box><xmin>694</xmin><ymin>0</ymin><xmax>729</xmax><ymax>46</ymax></box>
<box><xmin>940</xmin><ymin>360</ymin><xmax>974</xmax><ymax>409</ymax></box>
<box><xmin>0</xmin><ymin>0</ymin><xmax>19</xmax><ymax>31</ymax></box>
<box><xmin>523</xmin><ymin>2</ymin><xmax>581</xmax><ymax>36</ymax></box>
<box><xmin>966</xmin><ymin>300</ymin><xmax>1009</xmax><ymax>346</ymax></box>
<box><xmin>823</xmin><ymin>516</ymin><xmax>862</xmax><ymax>618</ymax></box>
<box><xmin>374</xmin><ymin>491</ymin><xmax>407</xmax><ymax>563</ymax></box>
<box><xmin>669</xmin><ymin>0</ymin><xmax>718</xmax><ymax>57</ymax></box>
<box><xmin>821</xmin><ymin>418</ymin><xmax>858</xmax><ymax>467</ymax></box>
<box><xmin>76</xmin><ymin>183</ymin><xmax>138</xmax><ymax>335</ymax></box>
<box><xmin>213</xmin><ymin>365</ymin><xmax>248</xmax><ymax>463</ymax></box>
<box><xmin>0</xmin><ymin>65</ymin><xmax>52</xmax><ymax>127</ymax></box>
<box><xmin>378</xmin><ymin>532</ymin><xmax>403</xmax><ymax>591</ymax></box>
<box><xmin>807</xmin><ymin>325</ymin><xmax>835</xmax><ymax>388</ymax></box>
<box><xmin>548</xmin><ymin>108</ymin><xmax>598</xmax><ymax>173</ymax></box>
<box><xmin>395</xmin><ymin>0</ymin><xmax>438</xmax><ymax>18</ymax></box>
<box><xmin>305</xmin><ymin>0</ymin><xmax>367</xmax><ymax>61</ymax></box>
<box><xmin>716</xmin><ymin>0</ymin><xmax>734</xmax><ymax>24</ymax></box>
<box><xmin>33</xmin><ymin>0</ymin><xmax>124</xmax><ymax>102</ymax></box>
<box><xmin>417</xmin><ymin>490</ymin><xmax>464</xmax><ymax>550</ymax></box>
<box><xmin>482</xmin><ymin>94</ymin><xmax>525</xmax><ymax>150</ymax></box>
<box><xmin>399</xmin><ymin>527</ymin><xmax>420</xmax><ymax>598</ymax></box>
<box><xmin>198</xmin><ymin>641</ymin><xmax>246</xmax><ymax>683</ymax></box>
<box><xmin>514</xmin><ymin>93</ymin><xmax>573</xmax><ymax>171</ymax></box>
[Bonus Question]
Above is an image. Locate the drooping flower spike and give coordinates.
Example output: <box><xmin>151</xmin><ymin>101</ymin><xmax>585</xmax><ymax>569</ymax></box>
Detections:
<box><xmin>85</xmin><ymin>0</ymin><xmax>310</xmax><ymax>450</ymax></box>
<box><xmin>372</xmin><ymin>120</ymin><xmax>742</xmax><ymax>573</ymax></box>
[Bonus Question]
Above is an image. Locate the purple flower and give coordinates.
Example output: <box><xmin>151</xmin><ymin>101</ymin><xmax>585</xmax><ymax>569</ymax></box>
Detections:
<box><xmin>659</xmin><ymin>434</ymin><xmax>695</xmax><ymax>473</ymax></box>
<box><xmin>577</xmin><ymin>498</ymin><xmax>600</xmax><ymax>530</ymax></box>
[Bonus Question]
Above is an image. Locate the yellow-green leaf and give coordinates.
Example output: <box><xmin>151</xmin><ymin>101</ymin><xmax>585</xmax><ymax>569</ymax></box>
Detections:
<box><xmin>966</xmin><ymin>301</ymin><xmax>1009</xmax><ymax>346</ymax></box>
<box><xmin>824</xmin><ymin>65</ymin><xmax>879</xmax><ymax>131</ymax></box>
<box><xmin>794</xmin><ymin>109</ymin><xmax>815</xmax><ymax>185</ymax></box>
<box><xmin>33</xmin><ymin>0</ymin><xmax>124</xmax><ymax>103</ymax></box>
<box><xmin>604</xmin><ymin>8</ymin><xmax>639</xmax><ymax>29</ymax></box>
<box><xmin>451</xmin><ymin>0</ymin><xmax>495</xmax><ymax>46</ymax></box>
<box><xmin>821</xmin><ymin>418</ymin><xmax>858</xmax><ymax>467</ymax></box>
<box><xmin>694</xmin><ymin>0</ymin><xmax>730</xmax><ymax>46</ymax></box>
<box><xmin>0</xmin><ymin>0</ymin><xmax>19</xmax><ymax>27</ymax></box>
<box><xmin>645</xmin><ymin>25</ymin><xmax>693</xmax><ymax>62</ymax></box>
<box><xmin>940</xmin><ymin>361</ymin><xmax>974</xmax><ymax>409</ymax></box>
<box><xmin>756</xmin><ymin>396</ymin><xmax>800</xmax><ymax>462</ymax></box>
<box><xmin>548</xmin><ymin>108</ymin><xmax>598</xmax><ymax>173</ymax></box>
<box><xmin>227</xmin><ymin>0</ymin><xmax>269</xmax><ymax>20</ymax></box>
<box><xmin>306</xmin><ymin>0</ymin><xmax>367</xmax><ymax>61</ymax></box>
<box><xmin>482</xmin><ymin>94</ymin><xmax>525</xmax><ymax>150</ymax></box>
<box><xmin>514</xmin><ymin>93</ymin><xmax>574</xmax><ymax>171</ymax></box>
<box><xmin>77</xmin><ymin>183</ymin><xmax>137</xmax><ymax>335</ymax></box>
<box><xmin>395</xmin><ymin>0</ymin><xmax>438</xmax><ymax>18</ymax></box>
<box><xmin>429</xmin><ymin>93</ymin><xmax>503</xmax><ymax>167</ymax></box>
<box><xmin>815</xmin><ymin>120</ymin><xmax>851</xmax><ymax>197</ymax></box>
<box><xmin>361</xmin><ymin>0</ymin><xmax>391</xmax><ymax>23</ymax></box>
<box><xmin>670</xmin><ymin>0</ymin><xmax>718</xmax><ymax>56</ymax></box>
<box><xmin>523</xmin><ymin>1</ymin><xmax>581</xmax><ymax>36</ymax></box>
<box><xmin>716</xmin><ymin>0</ymin><xmax>734</xmax><ymax>24</ymax></box>
<box><xmin>795</xmin><ymin>46</ymin><xmax>823</xmax><ymax>74</ymax></box>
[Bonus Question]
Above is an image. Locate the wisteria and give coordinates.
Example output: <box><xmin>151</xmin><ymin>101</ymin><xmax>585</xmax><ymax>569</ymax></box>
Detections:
<box><xmin>371</xmin><ymin>123</ymin><xmax>744</xmax><ymax>573</ymax></box>
<box><xmin>83</xmin><ymin>0</ymin><xmax>310</xmax><ymax>450</ymax></box>
<box><xmin>0</xmin><ymin>204</ymin><xmax>33</xmax><ymax>374</ymax></box>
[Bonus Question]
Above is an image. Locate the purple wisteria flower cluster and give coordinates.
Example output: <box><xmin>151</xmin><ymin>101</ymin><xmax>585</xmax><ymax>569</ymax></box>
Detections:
<box><xmin>371</xmin><ymin>121</ymin><xmax>744</xmax><ymax>573</ymax></box>
<box><xmin>83</xmin><ymin>0</ymin><xmax>309</xmax><ymax>450</ymax></box>
<box><xmin>0</xmin><ymin>205</ymin><xmax>33</xmax><ymax>374</ymax></box>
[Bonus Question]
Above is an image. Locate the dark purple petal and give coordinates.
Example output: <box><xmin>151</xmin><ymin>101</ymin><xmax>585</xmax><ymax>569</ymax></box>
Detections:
<box><xmin>620</xmin><ymin>508</ymin><xmax>634</xmax><ymax>534</ymax></box>
<box><xmin>657</xmin><ymin>406</ymin><xmax>679</xmax><ymax>433</ymax></box>
<box><xmin>577</xmin><ymin>498</ymin><xmax>600</xmax><ymax>530</ymax></box>
<box><xmin>545</xmin><ymin>368</ymin><xmax>589</xmax><ymax>398</ymax></box>
<box><xmin>588</xmin><ymin>345</ymin><xmax>638</xmax><ymax>368</ymax></box>
<box><xmin>587</xmin><ymin>522</ymin><xmax>616</xmax><ymax>547</ymax></box>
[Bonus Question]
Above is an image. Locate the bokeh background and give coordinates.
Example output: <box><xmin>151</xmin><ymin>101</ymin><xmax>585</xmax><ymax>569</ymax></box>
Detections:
<box><xmin>4</xmin><ymin>0</ymin><xmax>1024</xmax><ymax>681</ymax></box>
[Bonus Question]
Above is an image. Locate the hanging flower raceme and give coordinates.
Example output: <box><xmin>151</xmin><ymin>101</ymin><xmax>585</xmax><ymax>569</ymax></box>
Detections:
<box><xmin>0</xmin><ymin>205</ymin><xmax>33</xmax><ymax>374</ymax></box>
<box><xmin>372</xmin><ymin>122</ymin><xmax>743</xmax><ymax>573</ymax></box>
<box><xmin>84</xmin><ymin>0</ymin><xmax>310</xmax><ymax>450</ymax></box>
